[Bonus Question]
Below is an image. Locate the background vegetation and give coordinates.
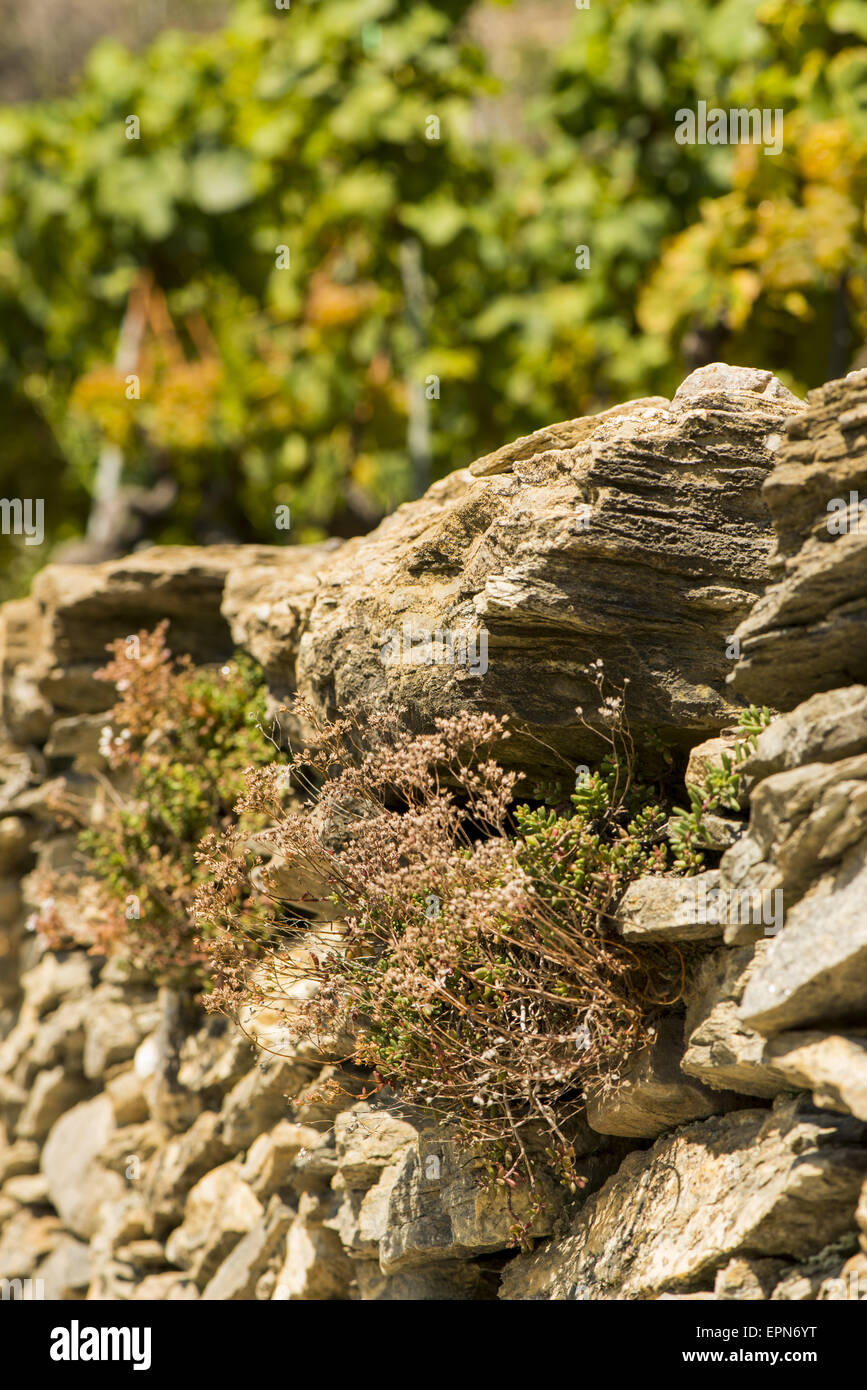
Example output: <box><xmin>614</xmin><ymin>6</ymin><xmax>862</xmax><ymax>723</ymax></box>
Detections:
<box><xmin>1</xmin><ymin>0</ymin><xmax>866</xmax><ymax>594</ymax></box>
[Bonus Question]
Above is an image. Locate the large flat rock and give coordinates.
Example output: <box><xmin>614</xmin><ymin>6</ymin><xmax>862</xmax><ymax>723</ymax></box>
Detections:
<box><xmin>739</xmin><ymin>836</ymin><xmax>867</xmax><ymax>1034</ymax></box>
<box><xmin>500</xmin><ymin>1102</ymin><xmax>867</xmax><ymax>1300</ymax></box>
<box><xmin>765</xmin><ymin>1031</ymin><xmax>867</xmax><ymax>1120</ymax></box>
<box><xmin>378</xmin><ymin>1136</ymin><xmax>564</xmax><ymax>1272</ymax></box>
<box><xmin>682</xmin><ymin>943</ymin><xmax>789</xmax><ymax>1098</ymax></box>
<box><xmin>41</xmin><ymin>1095</ymin><xmax>125</xmax><ymax>1239</ymax></box>
<box><xmin>224</xmin><ymin>364</ymin><xmax>800</xmax><ymax>775</ymax></box>
<box><xmin>615</xmin><ymin>872</ymin><xmax>725</xmax><ymax>943</ymax></box>
<box><xmin>743</xmin><ymin>686</ymin><xmax>867</xmax><ymax>781</ymax></box>
<box><xmin>20</xmin><ymin>545</ymin><xmax>287</xmax><ymax>718</ymax></box>
<box><xmin>585</xmin><ymin>1018</ymin><xmax>740</xmax><ymax>1138</ymax></box>
<box><xmin>730</xmin><ymin>371</ymin><xmax>867</xmax><ymax>708</ymax></box>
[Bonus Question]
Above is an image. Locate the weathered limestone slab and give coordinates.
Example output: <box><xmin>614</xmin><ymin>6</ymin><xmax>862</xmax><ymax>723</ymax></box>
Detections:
<box><xmin>201</xmin><ymin>1194</ymin><xmax>293</xmax><ymax>1300</ymax></box>
<box><xmin>144</xmin><ymin>1110</ymin><xmax>230</xmax><ymax>1234</ymax></box>
<box><xmin>83</xmin><ymin>994</ymin><xmax>152</xmax><ymax>1079</ymax></box>
<box><xmin>586</xmin><ymin>1018</ymin><xmax>741</xmax><ymax>1137</ymax></box>
<box><xmin>220</xmin><ymin>1054</ymin><xmax>316</xmax><ymax>1153</ymax></box>
<box><xmin>239</xmin><ymin>1120</ymin><xmax>323</xmax><ymax>1199</ymax></box>
<box><xmin>744</xmin><ymin>686</ymin><xmax>867</xmax><ymax>782</ymax></box>
<box><xmin>273</xmin><ymin>1211</ymin><xmax>354</xmax><ymax>1301</ymax></box>
<box><xmin>333</xmin><ymin>1105</ymin><xmax>418</xmax><ymax>1189</ymax></box>
<box><xmin>29</xmin><ymin>546</ymin><xmax>285</xmax><ymax>713</ymax></box>
<box><xmin>220</xmin><ymin>365</ymin><xmax>802</xmax><ymax>778</ymax></box>
<box><xmin>683</xmin><ymin>943</ymin><xmax>789</xmax><ymax>1098</ymax></box>
<box><xmin>467</xmin><ymin>398</ymin><xmax>670</xmax><ymax>477</ymax></box>
<box><xmin>41</xmin><ymin>1096</ymin><xmax>125</xmax><ymax>1238</ymax></box>
<box><xmin>165</xmin><ymin>1161</ymin><xmax>263</xmax><ymax>1287</ymax></box>
<box><xmin>500</xmin><ymin>1103</ymin><xmax>867</xmax><ymax>1300</ymax></box>
<box><xmin>379</xmin><ymin>1137</ymin><xmax>563</xmax><ymax>1272</ymax></box>
<box><xmin>221</xmin><ymin>541</ymin><xmax>342</xmax><ymax>701</ymax></box>
<box><xmin>739</xmin><ymin>837</ymin><xmax>867</xmax><ymax>1034</ymax></box>
<box><xmin>730</xmin><ymin>371</ymin><xmax>867</xmax><ymax>708</ymax></box>
<box><xmin>764</xmin><ymin>1031</ymin><xmax>867</xmax><ymax>1120</ymax></box>
<box><xmin>616</xmin><ymin>871</ymin><xmax>724</xmax><ymax>943</ymax></box>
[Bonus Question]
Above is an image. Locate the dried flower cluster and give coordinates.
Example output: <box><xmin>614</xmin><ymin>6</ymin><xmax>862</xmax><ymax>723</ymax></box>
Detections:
<box><xmin>195</xmin><ymin>680</ymin><xmax>685</xmax><ymax>1200</ymax></box>
<box><xmin>35</xmin><ymin>623</ymin><xmax>694</xmax><ymax>1220</ymax></box>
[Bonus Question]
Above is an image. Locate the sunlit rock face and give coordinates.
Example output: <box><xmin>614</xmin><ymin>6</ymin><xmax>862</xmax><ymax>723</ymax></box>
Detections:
<box><xmin>730</xmin><ymin>369</ymin><xmax>867</xmax><ymax>709</ymax></box>
<box><xmin>5</xmin><ymin>366</ymin><xmax>867</xmax><ymax>1304</ymax></box>
<box><xmin>278</xmin><ymin>364</ymin><xmax>801</xmax><ymax>777</ymax></box>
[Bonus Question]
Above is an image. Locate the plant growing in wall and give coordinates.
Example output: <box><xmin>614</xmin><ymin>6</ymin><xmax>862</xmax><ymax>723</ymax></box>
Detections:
<box><xmin>195</xmin><ymin>675</ymin><xmax>687</xmax><ymax>1223</ymax></box>
<box><xmin>669</xmin><ymin>704</ymin><xmax>774</xmax><ymax>870</ymax></box>
<box><xmin>35</xmin><ymin>621</ymin><xmax>275</xmax><ymax>990</ymax></box>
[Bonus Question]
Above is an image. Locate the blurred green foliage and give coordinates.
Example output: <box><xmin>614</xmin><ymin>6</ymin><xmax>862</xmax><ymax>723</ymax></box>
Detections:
<box><xmin>0</xmin><ymin>0</ymin><xmax>866</xmax><ymax>585</ymax></box>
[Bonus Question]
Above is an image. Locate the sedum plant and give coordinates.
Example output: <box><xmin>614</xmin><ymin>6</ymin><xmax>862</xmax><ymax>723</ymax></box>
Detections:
<box><xmin>669</xmin><ymin>703</ymin><xmax>775</xmax><ymax>872</ymax></box>
<box><xmin>195</xmin><ymin>677</ymin><xmax>685</xmax><ymax>1217</ymax></box>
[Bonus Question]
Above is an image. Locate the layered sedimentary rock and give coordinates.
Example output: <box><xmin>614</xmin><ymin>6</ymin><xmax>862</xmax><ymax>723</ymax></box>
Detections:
<box><xmin>730</xmin><ymin>370</ymin><xmax>867</xmax><ymax>707</ymax></box>
<box><xmin>500</xmin><ymin>1102</ymin><xmax>867</xmax><ymax>1300</ymax></box>
<box><xmin>1</xmin><ymin>365</ymin><xmax>801</xmax><ymax>779</ymax></box>
<box><xmin>2</xmin><ymin>546</ymin><xmax>284</xmax><ymax>731</ymax></box>
<box><xmin>2</xmin><ymin>364</ymin><xmax>867</xmax><ymax>1302</ymax></box>
<box><xmin>274</xmin><ymin>364</ymin><xmax>799</xmax><ymax>771</ymax></box>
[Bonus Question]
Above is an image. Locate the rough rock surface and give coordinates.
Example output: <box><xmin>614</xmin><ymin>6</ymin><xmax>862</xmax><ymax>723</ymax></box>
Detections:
<box><xmin>682</xmin><ymin>943</ymin><xmax>789</xmax><ymax>1098</ymax></box>
<box><xmin>269</xmin><ymin>365</ymin><xmax>801</xmax><ymax>774</ymax></box>
<box><xmin>765</xmin><ymin>1032</ymin><xmax>867</xmax><ymax>1121</ymax></box>
<box><xmin>730</xmin><ymin>370</ymin><xmax>867</xmax><ymax>707</ymax></box>
<box><xmin>41</xmin><ymin>1096</ymin><xmax>125</xmax><ymax>1238</ymax></box>
<box><xmin>585</xmin><ymin>1018</ymin><xmax>741</xmax><ymax>1137</ymax></box>
<box><xmin>616</xmin><ymin>871</ymin><xmax>724</xmax><ymax>942</ymax></box>
<box><xmin>500</xmin><ymin>1101</ymin><xmax>867</xmax><ymax>1300</ymax></box>
<box><xmin>739</xmin><ymin>837</ymin><xmax>867</xmax><ymax>1032</ymax></box>
<box><xmin>3</xmin><ymin>365</ymin><xmax>867</xmax><ymax>1302</ymax></box>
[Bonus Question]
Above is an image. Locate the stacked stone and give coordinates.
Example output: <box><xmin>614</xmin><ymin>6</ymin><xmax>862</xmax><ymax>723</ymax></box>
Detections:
<box><xmin>731</xmin><ymin>368</ymin><xmax>867</xmax><ymax>708</ymax></box>
<box><xmin>503</xmin><ymin>372</ymin><xmax>867</xmax><ymax>1299</ymax></box>
<box><xmin>1</xmin><ymin>367</ymin><xmax>867</xmax><ymax>1302</ymax></box>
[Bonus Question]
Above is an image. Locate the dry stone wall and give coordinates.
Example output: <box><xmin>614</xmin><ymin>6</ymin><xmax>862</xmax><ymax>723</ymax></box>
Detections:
<box><xmin>1</xmin><ymin>363</ymin><xmax>866</xmax><ymax>1301</ymax></box>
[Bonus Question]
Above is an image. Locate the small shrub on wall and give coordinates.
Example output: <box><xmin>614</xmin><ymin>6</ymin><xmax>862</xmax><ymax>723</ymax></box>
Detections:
<box><xmin>35</xmin><ymin>622</ymin><xmax>275</xmax><ymax>990</ymax></box>
<box><xmin>195</xmin><ymin>683</ymin><xmax>687</xmax><ymax>1213</ymax></box>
